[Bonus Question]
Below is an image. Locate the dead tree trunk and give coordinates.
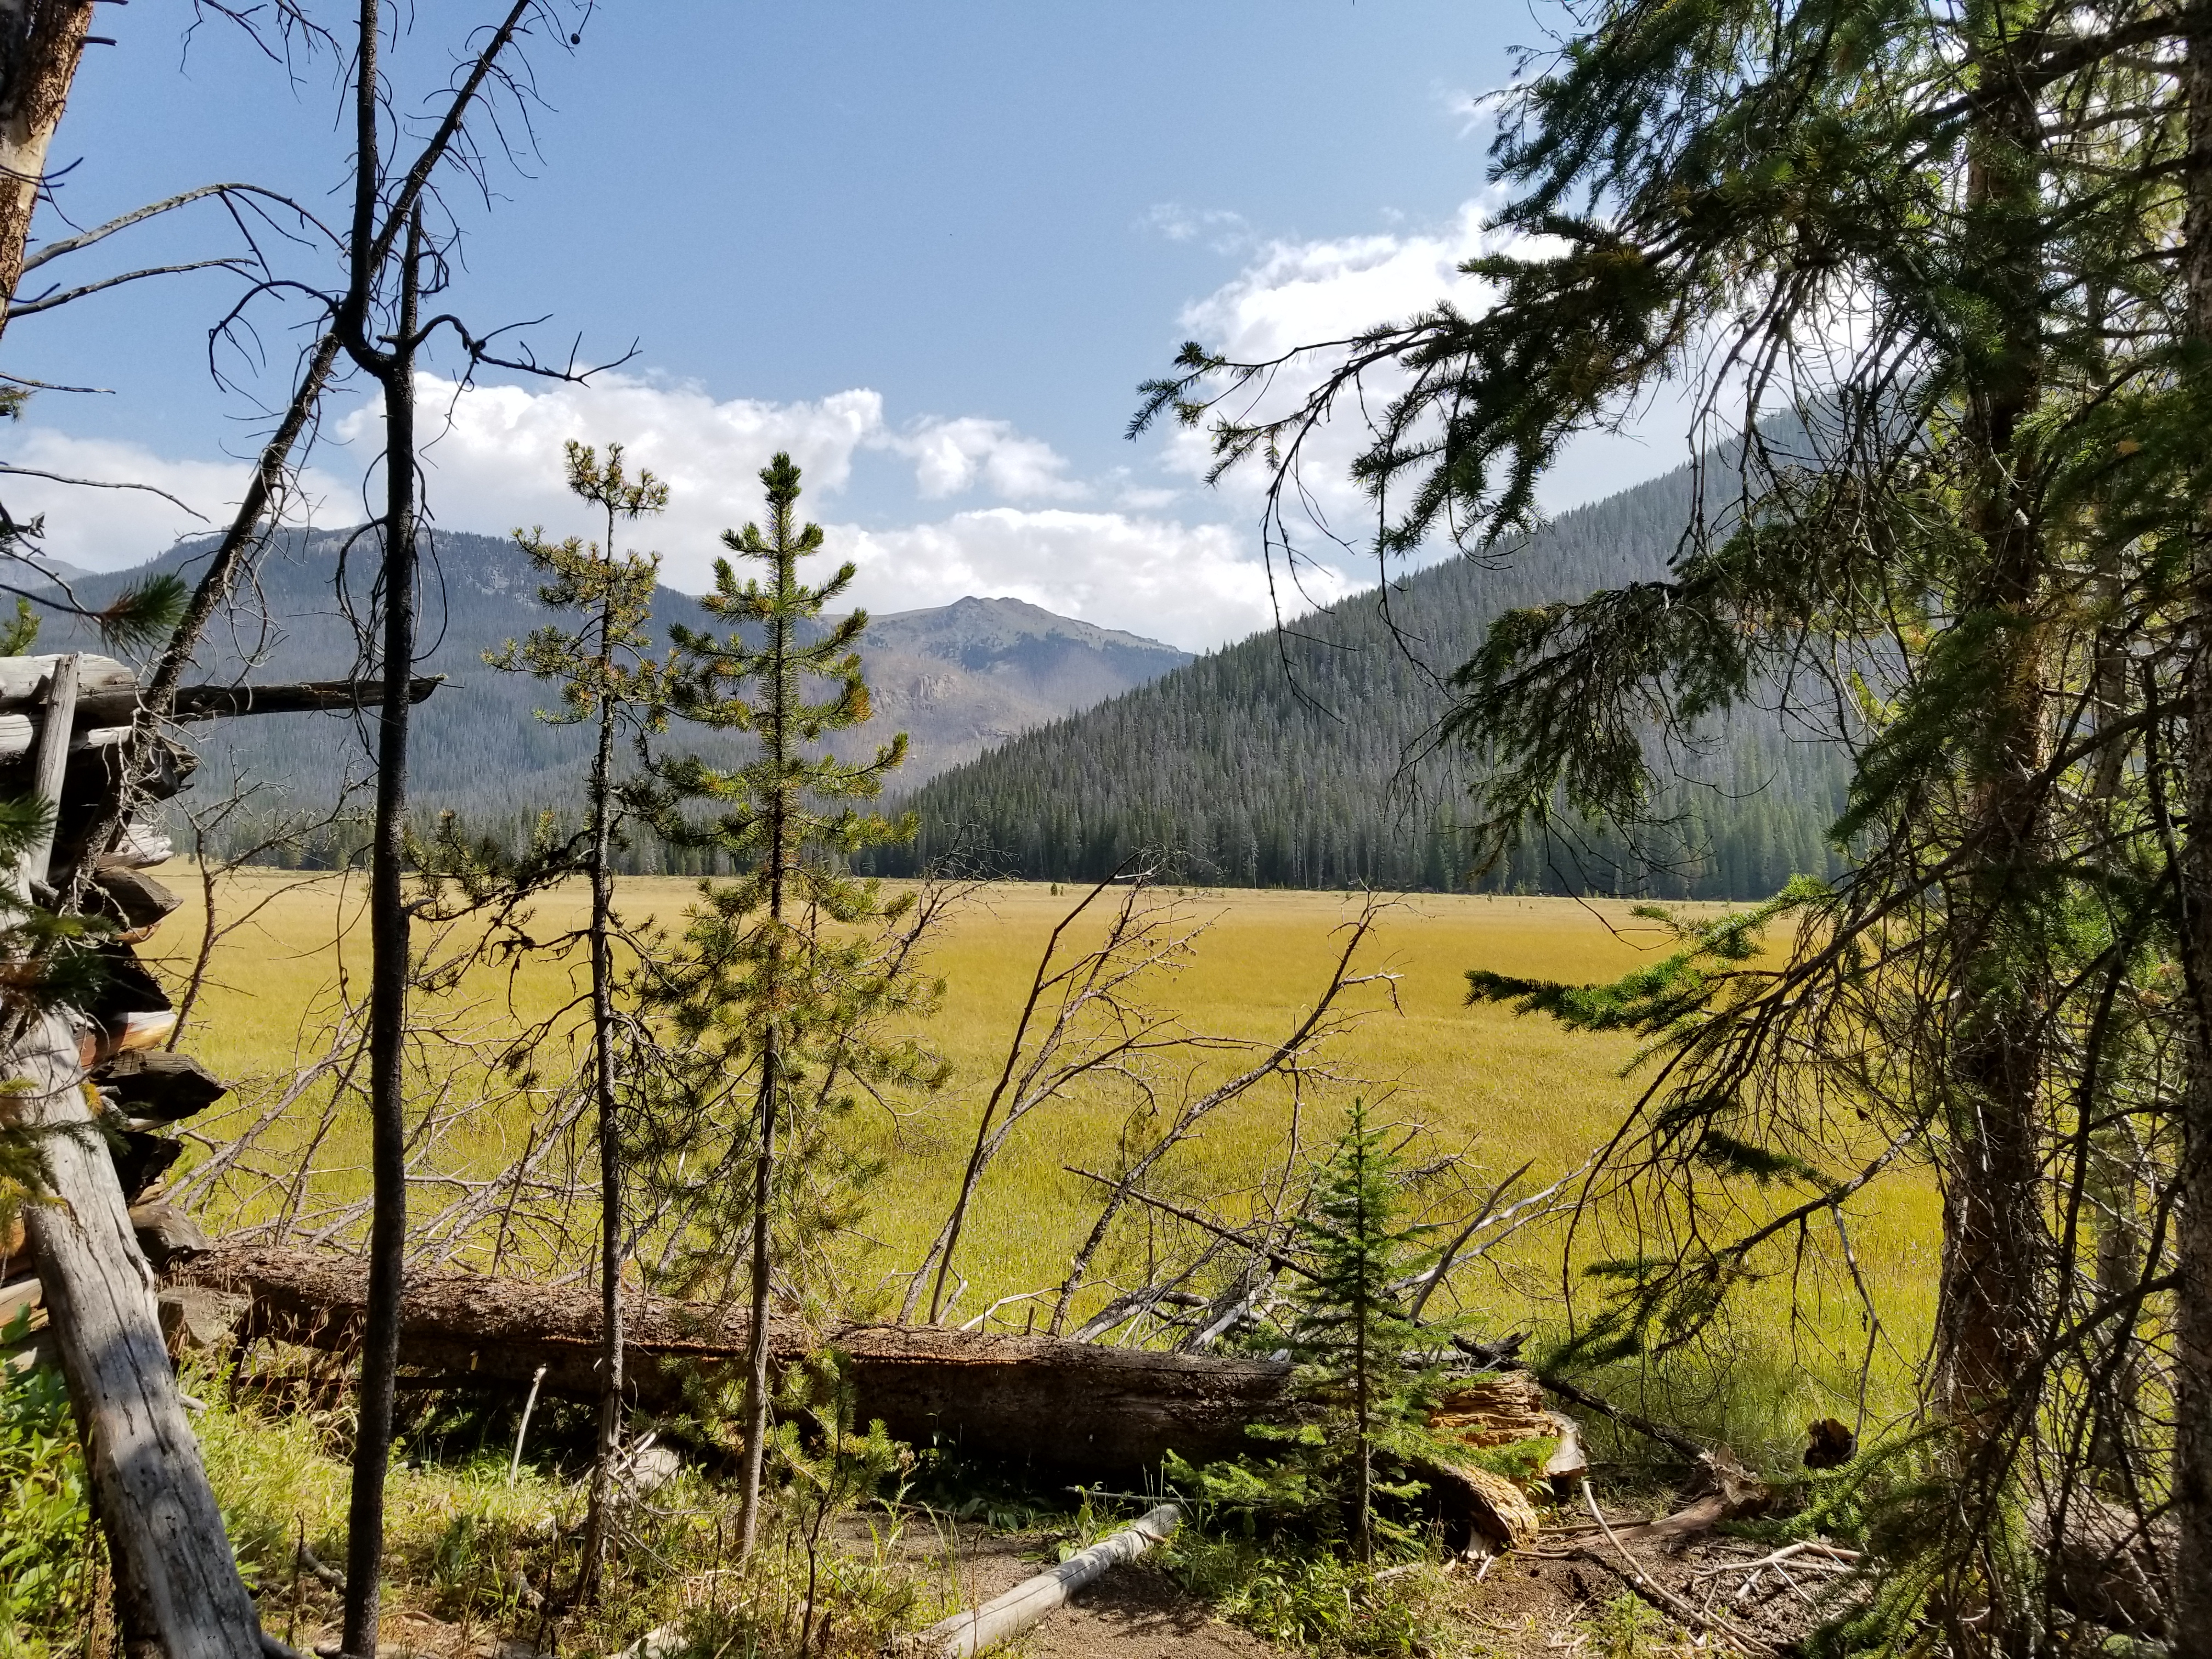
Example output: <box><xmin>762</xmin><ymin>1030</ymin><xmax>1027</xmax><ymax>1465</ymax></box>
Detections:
<box><xmin>15</xmin><ymin>1011</ymin><xmax>261</xmax><ymax>1658</ymax></box>
<box><xmin>181</xmin><ymin>1243</ymin><xmax>1292</xmax><ymax>1475</ymax></box>
<box><xmin>0</xmin><ymin>0</ymin><xmax>95</xmax><ymax>339</ymax></box>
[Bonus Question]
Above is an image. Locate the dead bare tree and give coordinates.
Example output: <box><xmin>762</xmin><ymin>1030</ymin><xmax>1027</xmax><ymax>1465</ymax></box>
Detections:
<box><xmin>902</xmin><ymin>867</ymin><xmax>1207</xmax><ymax>1325</ymax></box>
<box><xmin>1045</xmin><ymin>890</ymin><xmax>1401</xmax><ymax>1335</ymax></box>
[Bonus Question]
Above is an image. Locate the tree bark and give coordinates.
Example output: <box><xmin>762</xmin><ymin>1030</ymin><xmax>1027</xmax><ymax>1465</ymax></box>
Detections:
<box><xmin>574</xmin><ymin>579</ymin><xmax>625</xmax><ymax>1602</ymax></box>
<box><xmin>14</xmin><ymin>1011</ymin><xmax>261</xmax><ymax>1658</ymax></box>
<box><xmin>178</xmin><ymin>1243</ymin><xmax>1294</xmax><ymax>1475</ymax></box>
<box><xmin>735</xmin><ymin>493</ymin><xmax>798</xmax><ymax>1557</ymax></box>
<box><xmin>1931</xmin><ymin>5</ymin><xmax>2051</xmax><ymax>1435</ymax></box>
<box><xmin>0</xmin><ymin>0</ymin><xmax>93</xmax><ymax>338</ymax></box>
<box><xmin>2172</xmin><ymin>4</ymin><xmax>2212</xmax><ymax>1651</ymax></box>
<box><xmin>340</xmin><ymin>202</ymin><xmax>422</xmax><ymax>1659</ymax></box>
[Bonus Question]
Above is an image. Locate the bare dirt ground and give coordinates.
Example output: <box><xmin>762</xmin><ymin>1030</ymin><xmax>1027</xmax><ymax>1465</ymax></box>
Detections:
<box><xmin>921</xmin><ymin>1502</ymin><xmax>1843</xmax><ymax>1659</ymax></box>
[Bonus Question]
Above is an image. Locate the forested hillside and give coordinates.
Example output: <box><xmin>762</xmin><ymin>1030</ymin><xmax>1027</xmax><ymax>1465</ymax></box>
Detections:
<box><xmin>876</xmin><ymin>458</ymin><xmax>1853</xmax><ymax>899</ymax></box>
<box><xmin>39</xmin><ymin>532</ymin><xmax>1187</xmax><ymax>864</ymax></box>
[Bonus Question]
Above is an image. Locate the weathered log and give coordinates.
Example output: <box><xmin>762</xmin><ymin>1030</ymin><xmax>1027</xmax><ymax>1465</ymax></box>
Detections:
<box><xmin>0</xmin><ymin>653</ymin><xmax>135</xmax><ymax>702</ymax></box>
<box><xmin>1430</xmin><ymin>1372</ymin><xmax>1588</xmax><ymax>1486</ymax></box>
<box><xmin>91</xmin><ymin>866</ymin><xmax>183</xmax><ymax>930</ymax></box>
<box><xmin>913</xmin><ymin>1503</ymin><xmax>1183</xmax><ymax>1658</ymax></box>
<box><xmin>1413</xmin><ymin>1457</ymin><xmax>1543</xmax><ymax>1555</ymax></box>
<box><xmin>99</xmin><ymin>1049</ymin><xmax>230</xmax><ymax>1122</ymax></box>
<box><xmin>74</xmin><ymin>674</ymin><xmax>444</xmax><ymax>726</ymax></box>
<box><xmin>0</xmin><ymin>670</ymin><xmax>443</xmax><ymax>731</ymax></box>
<box><xmin>129</xmin><ymin>1200</ymin><xmax>211</xmax><ymax>1269</ymax></box>
<box><xmin>10</xmin><ymin>1009</ymin><xmax>263</xmax><ymax>1656</ymax></box>
<box><xmin>14</xmin><ymin>651</ymin><xmax>76</xmax><ymax>888</ymax></box>
<box><xmin>177</xmin><ymin>1243</ymin><xmax>1291</xmax><ymax>1474</ymax></box>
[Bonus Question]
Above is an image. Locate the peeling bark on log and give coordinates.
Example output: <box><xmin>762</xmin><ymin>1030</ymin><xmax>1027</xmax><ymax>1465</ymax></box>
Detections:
<box><xmin>10</xmin><ymin>1010</ymin><xmax>262</xmax><ymax>1657</ymax></box>
<box><xmin>176</xmin><ymin>1244</ymin><xmax>1294</xmax><ymax>1473</ymax></box>
<box><xmin>1430</xmin><ymin>1373</ymin><xmax>1587</xmax><ymax>1486</ymax></box>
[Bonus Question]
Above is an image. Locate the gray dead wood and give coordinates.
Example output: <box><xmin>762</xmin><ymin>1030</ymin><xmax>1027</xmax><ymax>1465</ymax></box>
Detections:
<box><xmin>13</xmin><ymin>1009</ymin><xmax>263</xmax><ymax>1657</ymax></box>
<box><xmin>912</xmin><ymin>1503</ymin><xmax>1182</xmax><ymax>1658</ymax></box>
<box><xmin>0</xmin><ymin>672</ymin><xmax>443</xmax><ymax>727</ymax></box>
<box><xmin>92</xmin><ymin>867</ymin><xmax>183</xmax><ymax>929</ymax></box>
<box><xmin>100</xmin><ymin>1049</ymin><xmax>230</xmax><ymax>1122</ymax></box>
<box><xmin>15</xmin><ymin>651</ymin><xmax>76</xmax><ymax>889</ymax></box>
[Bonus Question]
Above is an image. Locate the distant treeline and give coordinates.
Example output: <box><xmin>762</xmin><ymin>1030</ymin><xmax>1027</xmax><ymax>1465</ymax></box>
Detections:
<box><xmin>166</xmin><ymin>458</ymin><xmax>1853</xmax><ymax>901</ymax></box>
<box><xmin>857</xmin><ymin>459</ymin><xmax>1853</xmax><ymax>900</ymax></box>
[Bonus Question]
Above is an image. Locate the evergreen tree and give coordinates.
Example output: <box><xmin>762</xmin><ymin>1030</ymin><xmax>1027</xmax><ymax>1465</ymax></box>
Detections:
<box><xmin>1138</xmin><ymin>0</ymin><xmax>2203</xmax><ymax>1643</ymax></box>
<box><xmin>1286</xmin><ymin>1102</ymin><xmax>1436</xmax><ymax>1562</ymax></box>
<box><xmin>638</xmin><ymin>453</ymin><xmax>946</xmax><ymax>1558</ymax></box>
<box><xmin>485</xmin><ymin>438</ymin><xmax>668</xmax><ymax>1601</ymax></box>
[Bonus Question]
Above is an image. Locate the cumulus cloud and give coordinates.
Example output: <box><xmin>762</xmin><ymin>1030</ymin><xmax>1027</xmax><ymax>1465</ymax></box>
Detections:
<box><xmin>0</xmin><ymin>376</ymin><xmax>1307</xmax><ymax>651</ymax></box>
<box><xmin>0</xmin><ymin>194</ymin><xmax>1709</xmax><ymax>656</ymax></box>
<box><xmin>0</xmin><ymin>428</ymin><xmax>342</xmax><ymax>571</ymax></box>
<box><xmin>843</xmin><ymin>508</ymin><xmax>1341</xmax><ymax>650</ymax></box>
<box><xmin>884</xmin><ymin>416</ymin><xmax>1085</xmax><ymax>502</ymax></box>
<box><xmin>1150</xmin><ymin>201</ymin><xmax>1508</xmax><ymax>538</ymax></box>
<box><xmin>360</xmin><ymin>374</ymin><xmax>888</xmax><ymax>574</ymax></box>
<box><xmin>1156</xmin><ymin>196</ymin><xmax>1701</xmax><ymax>532</ymax></box>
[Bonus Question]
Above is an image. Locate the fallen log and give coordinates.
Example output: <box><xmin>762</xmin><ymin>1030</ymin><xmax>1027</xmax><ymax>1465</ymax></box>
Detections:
<box><xmin>174</xmin><ymin>1244</ymin><xmax>1293</xmax><ymax>1474</ymax></box>
<box><xmin>912</xmin><ymin>1502</ymin><xmax>1182</xmax><ymax>1658</ymax></box>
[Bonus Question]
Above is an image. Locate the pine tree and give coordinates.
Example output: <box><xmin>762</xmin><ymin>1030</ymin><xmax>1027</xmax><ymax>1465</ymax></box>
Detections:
<box><xmin>1137</xmin><ymin>0</ymin><xmax>2204</xmax><ymax>1641</ymax></box>
<box><xmin>485</xmin><ymin>438</ymin><xmax>668</xmax><ymax>1601</ymax></box>
<box><xmin>1285</xmin><ymin>1101</ymin><xmax>1442</xmax><ymax>1564</ymax></box>
<box><xmin>639</xmin><ymin>453</ymin><xmax>946</xmax><ymax>1558</ymax></box>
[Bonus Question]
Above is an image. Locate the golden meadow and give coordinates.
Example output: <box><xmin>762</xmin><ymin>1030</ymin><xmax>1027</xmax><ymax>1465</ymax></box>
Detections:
<box><xmin>146</xmin><ymin>867</ymin><xmax>1941</xmax><ymax>1461</ymax></box>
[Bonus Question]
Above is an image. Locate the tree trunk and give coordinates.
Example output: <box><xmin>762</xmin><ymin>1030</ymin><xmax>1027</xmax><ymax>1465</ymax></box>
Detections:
<box><xmin>341</xmin><ymin>206</ymin><xmax>422</xmax><ymax>1659</ymax></box>
<box><xmin>574</xmin><ymin>604</ymin><xmax>624</xmax><ymax>1603</ymax></box>
<box><xmin>178</xmin><ymin>1243</ymin><xmax>1294</xmax><ymax>1475</ymax></box>
<box><xmin>1931</xmin><ymin>8</ymin><xmax>2050</xmax><ymax>1435</ymax></box>
<box><xmin>0</xmin><ymin>0</ymin><xmax>93</xmax><ymax>337</ymax></box>
<box><xmin>15</xmin><ymin>1012</ymin><xmax>262</xmax><ymax>1658</ymax></box>
<box><xmin>736</xmin><ymin>523</ymin><xmax>797</xmax><ymax>1556</ymax></box>
<box><xmin>2171</xmin><ymin>6</ymin><xmax>2212</xmax><ymax>1651</ymax></box>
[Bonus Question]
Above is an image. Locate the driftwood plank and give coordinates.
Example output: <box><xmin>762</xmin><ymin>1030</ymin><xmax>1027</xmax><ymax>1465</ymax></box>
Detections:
<box><xmin>13</xmin><ymin>1011</ymin><xmax>262</xmax><ymax>1658</ymax></box>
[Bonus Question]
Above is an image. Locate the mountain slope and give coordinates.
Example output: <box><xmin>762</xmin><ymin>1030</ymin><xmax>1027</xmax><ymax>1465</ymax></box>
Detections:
<box><xmin>874</xmin><ymin>460</ymin><xmax>1852</xmax><ymax>900</ymax></box>
<box><xmin>33</xmin><ymin>532</ymin><xmax>1189</xmax><ymax>857</ymax></box>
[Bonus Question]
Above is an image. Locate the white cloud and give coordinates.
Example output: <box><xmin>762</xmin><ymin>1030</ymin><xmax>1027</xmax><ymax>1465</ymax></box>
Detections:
<box><xmin>1143</xmin><ymin>203</ymin><xmax>1254</xmax><ymax>253</ymax></box>
<box><xmin>1153</xmin><ymin>201</ymin><xmax>1509</xmax><ymax>541</ymax></box>
<box><xmin>0</xmin><ymin>379</ymin><xmax>1313</xmax><ymax>652</ymax></box>
<box><xmin>1156</xmin><ymin>196</ymin><xmax>1697</xmax><ymax>533</ymax></box>
<box><xmin>0</xmin><ymin>429</ymin><xmax>345</xmax><ymax>571</ymax></box>
<box><xmin>360</xmin><ymin>374</ymin><xmax>889</xmax><ymax>577</ymax></box>
<box><xmin>843</xmin><ymin>508</ymin><xmax>1340</xmax><ymax>651</ymax></box>
<box><xmin>884</xmin><ymin>416</ymin><xmax>1085</xmax><ymax>502</ymax></box>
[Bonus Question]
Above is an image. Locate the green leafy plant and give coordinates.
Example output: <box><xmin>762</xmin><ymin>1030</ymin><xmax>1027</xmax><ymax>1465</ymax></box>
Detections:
<box><xmin>0</xmin><ymin>1341</ymin><xmax>96</xmax><ymax>1644</ymax></box>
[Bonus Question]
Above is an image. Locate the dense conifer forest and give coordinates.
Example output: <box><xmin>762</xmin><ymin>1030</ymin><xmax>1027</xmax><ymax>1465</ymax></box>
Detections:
<box><xmin>871</xmin><ymin>457</ymin><xmax>1852</xmax><ymax>899</ymax></box>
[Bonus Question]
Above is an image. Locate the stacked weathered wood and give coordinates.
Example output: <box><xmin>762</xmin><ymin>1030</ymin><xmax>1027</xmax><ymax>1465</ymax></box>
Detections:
<box><xmin>0</xmin><ymin>652</ymin><xmax>437</xmax><ymax>1658</ymax></box>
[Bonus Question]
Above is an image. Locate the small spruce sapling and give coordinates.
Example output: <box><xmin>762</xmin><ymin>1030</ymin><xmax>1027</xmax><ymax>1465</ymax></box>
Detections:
<box><xmin>1288</xmin><ymin>1099</ymin><xmax>1452</xmax><ymax>1562</ymax></box>
<box><xmin>1173</xmin><ymin>1102</ymin><xmax>1464</xmax><ymax>1565</ymax></box>
<box><xmin>770</xmin><ymin>1350</ymin><xmax>912</xmax><ymax>1658</ymax></box>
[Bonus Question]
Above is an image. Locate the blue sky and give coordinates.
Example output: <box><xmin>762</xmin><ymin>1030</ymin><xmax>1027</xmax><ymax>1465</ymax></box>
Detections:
<box><xmin>0</xmin><ymin>2</ymin><xmax>1688</xmax><ymax>648</ymax></box>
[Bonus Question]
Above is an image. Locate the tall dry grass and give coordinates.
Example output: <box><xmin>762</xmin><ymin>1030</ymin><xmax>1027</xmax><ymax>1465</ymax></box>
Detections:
<box><xmin>143</xmin><ymin>867</ymin><xmax>1941</xmax><ymax>1462</ymax></box>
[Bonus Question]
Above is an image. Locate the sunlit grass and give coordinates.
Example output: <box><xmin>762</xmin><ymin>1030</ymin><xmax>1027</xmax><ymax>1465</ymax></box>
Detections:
<box><xmin>143</xmin><ymin>867</ymin><xmax>1942</xmax><ymax>1464</ymax></box>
